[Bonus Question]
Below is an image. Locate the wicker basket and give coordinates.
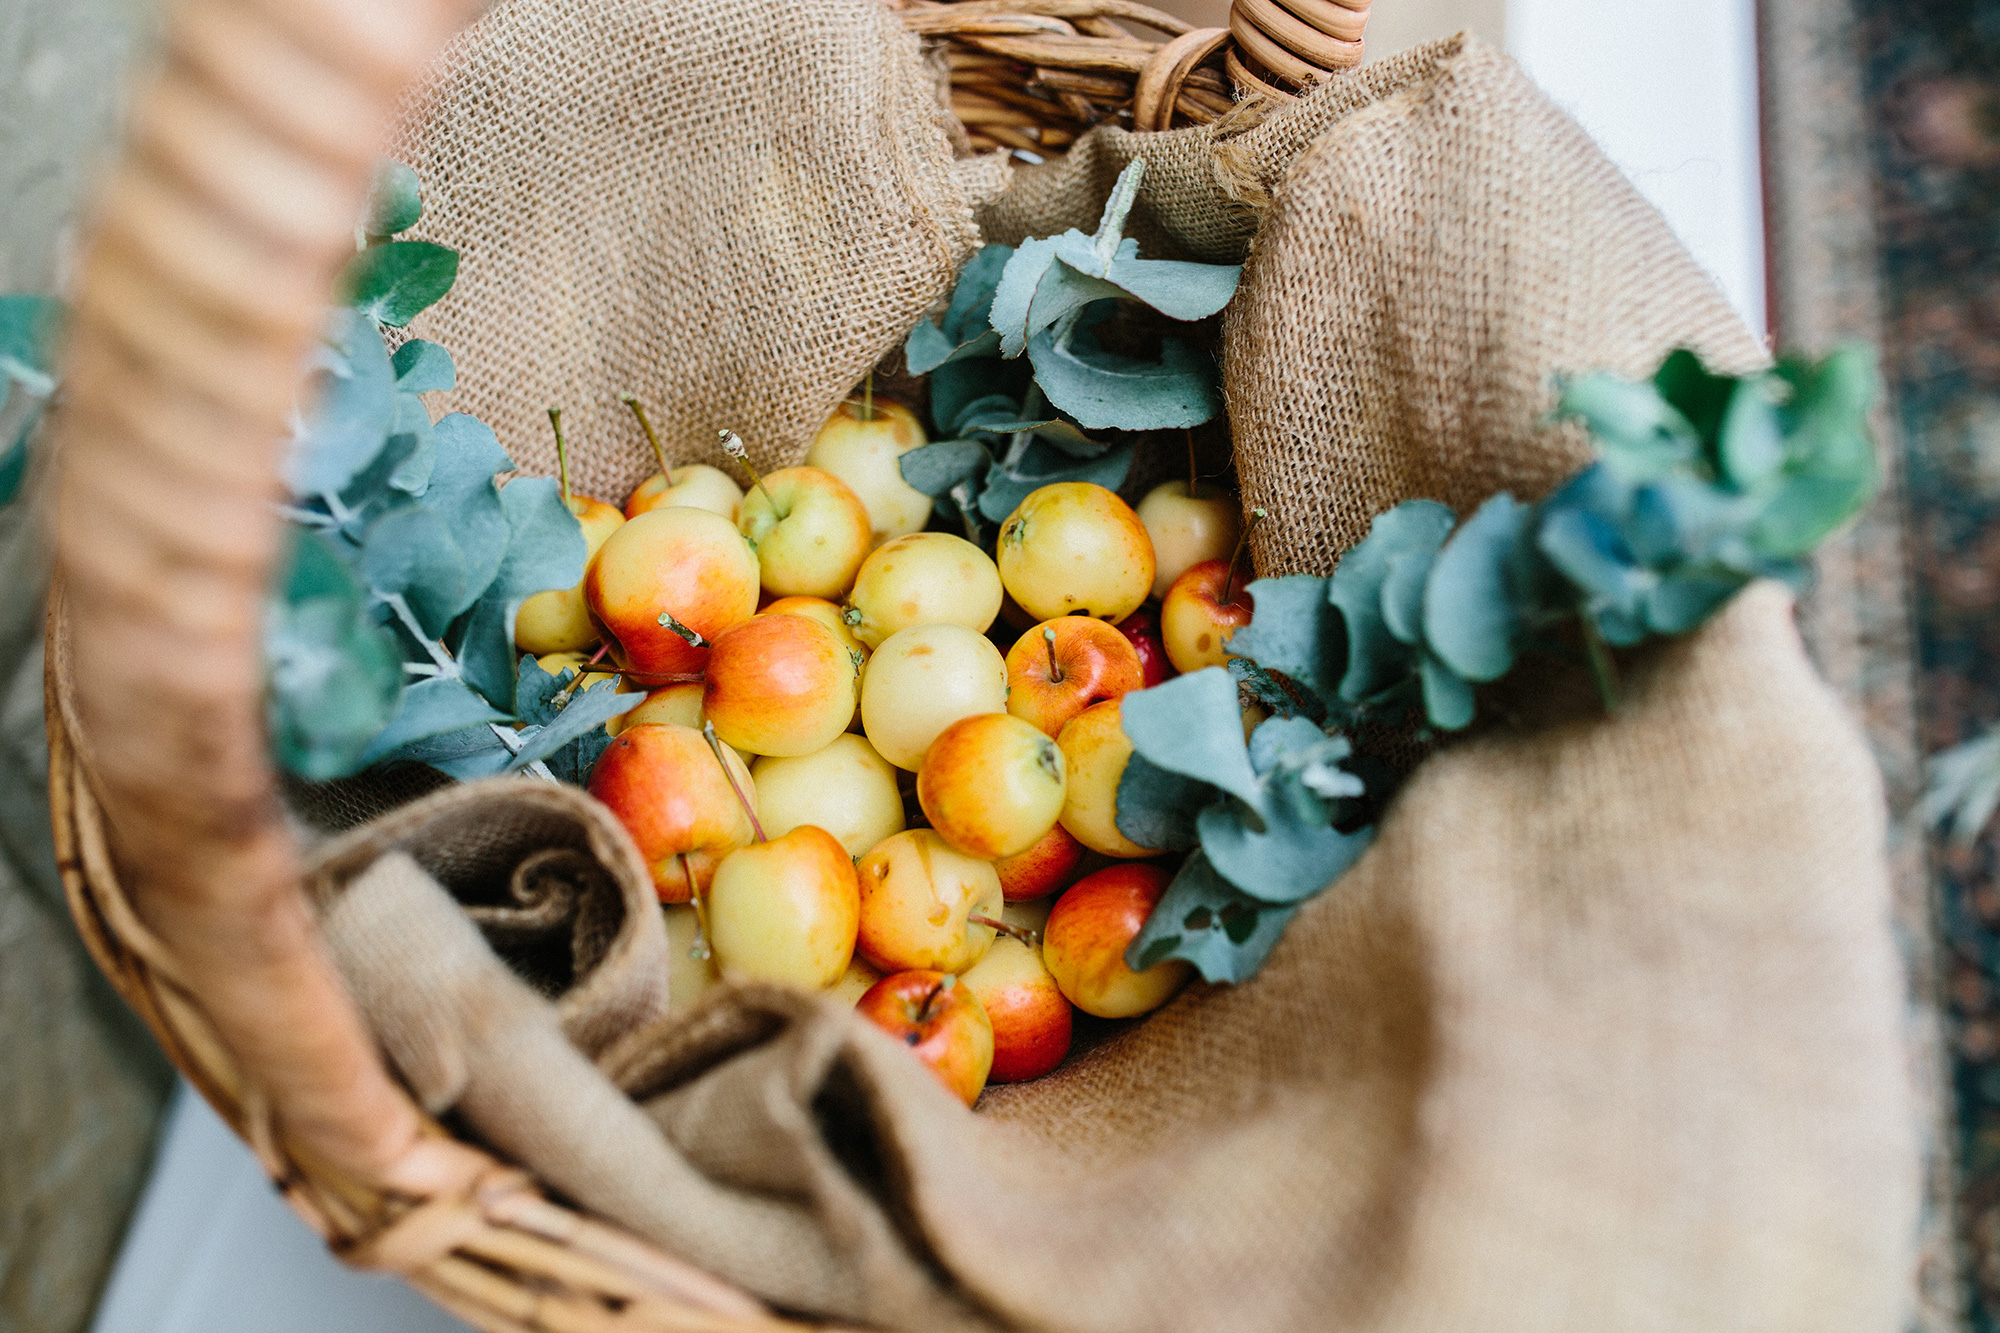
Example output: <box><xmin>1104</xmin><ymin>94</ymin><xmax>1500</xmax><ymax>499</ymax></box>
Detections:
<box><xmin>44</xmin><ymin>0</ymin><xmax>1368</xmax><ymax>1329</ymax></box>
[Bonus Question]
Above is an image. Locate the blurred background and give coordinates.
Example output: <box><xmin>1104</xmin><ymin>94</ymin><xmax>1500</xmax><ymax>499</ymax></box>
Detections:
<box><xmin>1</xmin><ymin>0</ymin><xmax>1990</xmax><ymax>1330</ymax></box>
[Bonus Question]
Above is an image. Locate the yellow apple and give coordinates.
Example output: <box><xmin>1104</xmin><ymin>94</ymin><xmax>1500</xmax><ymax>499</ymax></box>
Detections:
<box><xmin>996</xmin><ymin>482</ymin><xmax>1154</xmax><ymax>624</ymax></box>
<box><xmin>663</xmin><ymin>904</ymin><xmax>722</xmax><ymax>1011</ymax></box>
<box><xmin>804</xmin><ymin>399</ymin><xmax>932</xmax><ymax>547</ymax></box>
<box><xmin>751</xmin><ymin>733</ymin><xmax>905</xmax><ymax>859</ymax></box>
<box><xmin>707</xmin><ymin>825</ymin><xmax>859</xmax><ymax>989</ymax></box>
<box><xmin>1137</xmin><ymin>480</ymin><xmax>1242</xmax><ymax>601</ymax></box>
<box><xmin>830</xmin><ymin>955</ymin><xmax>884</xmax><ymax>1006</ymax></box>
<box><xmin>855</xmin><ymin>829</ymin><xmax>1003</xmax><ymax>974</ymax></box>
<box><xmin>1054</xmin><ymin>699</ymin><xmax>1153</xmax><ymax>858</ymax></box>
<box><xmin>844</xmin><ymin>532</ymin><xmax>1003</xmax><ymax>649</ymax></box>
<box><xmin>1161</xmin><ymin>558</ymin><xmax>1255</xmax><ymax>674</ymax></box>
<box><xmin>917</xmin><ymin>713</ymin><xmax>1066</xmax><ymax>860</ymax></box>
<box><xmin>626</xmin><ymin>463</ymin><xmax>744</xmax><ymax>522</ymax></box>
<box><xmin>738</xmin><ymin>465</ymin><xmax>873</xmax><ymax>600</ymax></box>
<box><xmin>515</xmin><ymin>495</ymin><xmax>624</xmax><ymax>654</ymax></box>
<box><xmin>859</xmin><ymin>622</ymin><xmax>1009</xmax><ymax>770</ymax></box>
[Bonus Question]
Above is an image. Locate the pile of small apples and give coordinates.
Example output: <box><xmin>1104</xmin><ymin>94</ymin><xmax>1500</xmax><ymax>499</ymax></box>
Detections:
<box><xmin>516</xmin><ymin>394</ymin><xmax>1252</xmax><ymax>1106</ymax></box>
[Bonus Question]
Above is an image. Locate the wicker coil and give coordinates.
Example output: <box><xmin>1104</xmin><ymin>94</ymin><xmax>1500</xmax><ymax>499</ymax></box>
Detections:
<box><xmin>43</xmin><ymin>0</ymin><xmax>1366</xmax><ymax>1329</ymax></box>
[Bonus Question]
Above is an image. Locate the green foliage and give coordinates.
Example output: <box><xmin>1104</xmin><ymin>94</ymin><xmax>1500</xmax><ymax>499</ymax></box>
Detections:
<box><xmin>363</xmin><ymin>159</ymin><xmax>424</xmax><ymax>239</ymax></box>
<box><xmin>1921</xmin><ymin>728</ymin><xmax>2000</xmax><ymax>846</ymax></box>
<box><xmin>269</xmin><ymin>163</ymin><xmax>597</xmax><ymax>784</ymax></box>
<box><xmin>0</xmin><ymin>295</ymin><xmax>64</xmax><ymax>505</ymax></box>
<box><xmin>900</xmin><ymin>159</ymin><xmax>1241</xmax><ymax>534</ymax></box>
<box><xmin>1117</xmin><ymin>346</ymin><xmax>1880</xmax><ymax>985</ymax></box>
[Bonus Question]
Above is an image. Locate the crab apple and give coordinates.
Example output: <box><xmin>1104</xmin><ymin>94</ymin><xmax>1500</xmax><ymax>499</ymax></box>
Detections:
<box><xmin>854</xmin><ymin>970</ymin><xmax>994</xmax><ymax>1107</ymax></box>
<box><xmin>751</xmin><ymin>733</ymin><xmax>905</xmax><ymax>858</ymax></box>
<box><xmin>859</xmin><ymin>622</ymin><xmax>1008</xmax><ymax>771</ymax></box>
<box><xmin>804</xmin><ymin>399</ymin><xmax>932</xmax><ymax>547</ymax></box>
<box><xmin>737</xmin><ymin>466</ymin><xmax>872</xmax><ymax>600</ymax></box>
<box><xmin>918</xmin><ymin>713</ymin><xmax>1066</xmax><ymax>860</ymax></box>
<box><xmin>831</xmin><ymin>955</ymin><xmax>885</xmax><ymax>1006</ymax></box>
<box><xmin>1161</xmin><ymin>558</ymin><xmax>1254</xmax><ymax>674</ymax></box>
<box><xmin>608</xmin><ymin>681</ymin><xmax>701</xmax><ymax>739</ymax></box>
<box><xmin>1005</xmin><ymin>617</ymin><xmax>1145</xmax><ymax>739</ymax></box>
<box><xmin>663</xmin><ymin>905</ymin><xmax>722</xmax><ymax>1011</ymax></box>
<box><xmin>626</xmin><ymin>464</ymin><xmax>744</xmax><ymax>522</ymax></box>
<box><xmin>536</xmin><ymin>651</ymin><xmax>617</xmax><ymax>694</ymax></box>
<box><xmin>1054</xmin><ymin>699</ymin><xmax>1153</xmax><ymax>858</ymax></box>
<box><xmin>586</xmin><ymin>506</ymin><xmax>759</xmax><ymax>680</ymax></box>
<box><xmin>993</xmin><ymin>822</ymin><xmax>1085</xmax><ymax>903</ymax></box>
<box><xmin>1137</xmin><ymin>481</ymin><xmax>1242</xmax><ymax>601</ymax></box>
<box><xmin>514</xmin><ymin>495</ymin><xmax>625</xmax><ymax>654</ymax></box>
<box><xmin>961</xmin><ymin>937</ymin><xmax>1071</xmax><ymax>1083</ymax></box>
<box><xmin>845</xmin><ymin>532</ymin><xmax>1002</xmax><ymax>649</ymax></box>
<box><xmin>1113</xmin><ymin>603</ymin><xmax>1174</xmax><ymax>688</ymax></box>
<box><xmin>588</xmin><ymin>722</ymin><xmax>758</xmax><ymax>903</ymax></box>
<box><xmin>703</xmin><ymin>613</ymin><xmax>859</xmax><ymax>758</ymax></box>
<box><xmin>706</xmin><ymin>825</ymin><xmax>859</xmax><ymax>990</ymax></box>
<box><xmin>855</xmin><ymin>829</ymin><xmax>1004</xmax><ymax>974</ymax></box>
<box><xmin>761</xmin><ymin>595</ymin><xmax>868</xmax><ymax>729</ymax></box>
<box><xmin>1042</xmin><ymin>863</ymin><xmax>1192</xmax><ymax>1019</ymax></box>
<box><xmin>996</xmin><ymin>482</ymin><xmax>1154</xmax><ymax>624</ymax></box>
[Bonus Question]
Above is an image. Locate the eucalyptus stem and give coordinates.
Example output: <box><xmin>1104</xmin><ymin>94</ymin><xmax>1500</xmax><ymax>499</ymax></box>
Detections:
<box><xmin>547</xmin><ymin>407</ymin><xmax>572</xmax><ymax>505</ymax></box>
<box><xmin>1578</xmin><ymin>614</ymin><xmax>1622</xmax><ymax>714</ymax></box>
<box><xmin>622</xmin><ymin>395</ymin><xmax>671</xmax><ymax>476</ymax></box>
<box><xmin>379</xmin><ymin>592</ymin><xmax>458</xmax><ymax>676</ymax></box>
<box><xmin>1003</xmin><ymin>382</ymin><xmax>1045</xmax><ymax>472</ymax></box>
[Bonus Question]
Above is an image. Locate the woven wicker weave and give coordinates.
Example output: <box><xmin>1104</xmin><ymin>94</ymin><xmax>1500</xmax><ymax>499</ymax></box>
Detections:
<box><xmin>45</xmin><ymin>0</ymin><xmax>1368</xmax><ymax>1329</ymax></box>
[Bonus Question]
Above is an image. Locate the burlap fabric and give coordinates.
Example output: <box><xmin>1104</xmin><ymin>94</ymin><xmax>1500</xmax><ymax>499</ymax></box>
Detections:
<box><xmin>303</xmin><ymin>19</ymin><xmax>1919</xmax><ymax>1333</ymax></box>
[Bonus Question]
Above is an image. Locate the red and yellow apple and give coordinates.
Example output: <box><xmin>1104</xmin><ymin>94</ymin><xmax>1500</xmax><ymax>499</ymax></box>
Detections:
<box><xmin>760</xmin><ymin>596</ymin><xmax>868</xmax><ymax>729</ymax></box>
<box><xmin>917</xmin><ymin>713</ymin><xmax>1066</xmax><ymax>860</ymax></box>
<box><xmin>515</xmin><ymin>495</ymin><xmax>625</xmax><ymax>654</ymax></box>
<box><xmin>751</xmin><ymin>733</ymin><xmax>904</xmax><ymax>858</ymax></box>
<box><xmin>1042</xmin><ymin>864</ymin><xmax>1192</xmax><ymax>1019</ymax></box>
<box><xmin>1004</xmin><ymin>617</ymin><xmax>1145</xmax><ymax>739</ymax></box>
<box><xmin>585</xmin><ymin>506</ymin><xmax>759</xmax><ymax>680</ymax></box>
<box><xmin>606</xmin><ymin>680</ymin><xmax>702</xmax><ymax>738</ymax></box>
<box><xmin>587</xmin><ymin>722</ymin><xmax>758</xmax><ymax>903</ymax></box>
<box><xmin>626</xmin><ymin>464</ymin><xmax>744</xmax><ymax>523</ymax></box>
<box><xmin>1113</xmin><ymin>602</ymin><xmax>1174</xmax><ymax>688</ymax></box>
<box><xmin>961</xmin><ymin>937</ymin><xmax>1071</xmax><ymax>1083</ymax></box>
<box><xmin>993</xmin><ymin>822</ymin><xmax>1085</xmax><ymax>903</ymax></box>
<box><xmin>996</xmin><ymin>482</ymin><xmax>1155</xmax><ymax>624</ymax></box>
<box><xmin>844</xmin><ymin>533</ymin><xmax>1003</xmax><ymax>649</ymax></box>
<box><xmin>854</xmin><ymin>970</ymin><xmax>994</xmax><ymax>1107</ymax></box>
<box><xmin>859</xmin><ymin>622</ymin><xmax>1008</xmax><ymax>771</ymax></box>
<box><xmin>831</xmin><ymin>955</ymin><xmax>884</xmax><ymax>1006</ymax></box>
<box><xmin>737</xmin><ymin>465</ymin><xmax>872</xmax><ymax>600</ymax></box>
<box><xmin>1161</xmin><ymin>558</ymin><xmax>1254</xmax><ymax>674</ymax></box>
<box><xmin>855</xmin><ymin>829</ymin><xmax>1004</xmax><ymax>974</ymax></box>
<box><xmin>706</xmin><ymin>824</ymin><xmax>859</xmax><ymax>989</ymax></box>
<box><xmin>703</xmin><ymin>613</ymin><xmax>859</xmax><ymax>758</ymax></box>
<box><xmin>1054</xmin><ymin>699</ymin><xmax>1153</xmax><ymax>858</ymax></box>
<box><xmin>804</xmin><ymin>399</ymin><xmax>932</xmax><ymax>547</ymax></box>
<box><xmin>1136</xmin><ymin>480</ymin><xmax>1242</xmax><ymax>601</ymax></box>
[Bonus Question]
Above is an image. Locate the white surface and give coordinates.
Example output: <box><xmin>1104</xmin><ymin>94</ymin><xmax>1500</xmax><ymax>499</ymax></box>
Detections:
<box><xmin>91</xmin><ymin>1084</ymin><xmax>471</xmax><ymax>1333</ymax></box>
<box><xmin>1506</xmin><ymin>0</ymin><xmax>1768</xmax><ymax>337</ymax></box>
<box><xmin>90</xmin><ymin>8</ymin><xmax>1768</xmax><ymax>1330</ymax></box>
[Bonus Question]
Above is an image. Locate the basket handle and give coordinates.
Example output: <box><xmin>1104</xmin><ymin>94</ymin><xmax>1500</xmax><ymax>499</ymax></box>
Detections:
<box><xmin>51</xmin><ymin>0</ymin><xmax>483</xmax><ymax>1192</ymax></box>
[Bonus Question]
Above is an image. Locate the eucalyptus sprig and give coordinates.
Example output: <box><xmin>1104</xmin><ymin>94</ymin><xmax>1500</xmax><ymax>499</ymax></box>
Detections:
<box><xmin>1114</xmin><ymin>346</ymin><xmax>1881</xmax><ymax>983</ymax></box>
<box><xmin>0</xmin><ymin>295</ymin><xmax>64</xmax><ymax>506</ymax></box>
<box><xmin>898</xmin><ymin>160</ymin><xmax>1242</xmax><ymax>541</ymax></box>
<box><xmin>267</xmin><ymin>161</ymin><xmax>619</xmax><ymax>781</ymax></box>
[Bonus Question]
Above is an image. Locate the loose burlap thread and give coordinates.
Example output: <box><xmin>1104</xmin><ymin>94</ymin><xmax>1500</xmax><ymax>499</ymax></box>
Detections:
<box><xmin>308</xmin><ymin>16</ymin><xmax>1920</xmax><ymax>1333</ymax></box>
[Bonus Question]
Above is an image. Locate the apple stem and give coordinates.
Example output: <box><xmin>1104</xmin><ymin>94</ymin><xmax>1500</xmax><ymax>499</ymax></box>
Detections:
<box><xmin>916</xmin><ymin>971</ymin><xmax>958</xmax><ymax>1025</ymax></box>
<box><xmin>549</xmin><ymin>642</ymin><xmax>617</xmax><ymax>708</ymax></box>
<box><xmin>1187</xmin><ymin>428</ymin><xmax>1200</xmax><ymax>497</ymax></box>
<box><xmin>622</xmin><ymin>395</ymin><xmax>673</xmax><ymax>477</ymax></box>
<box><xmin>719</xmin><ymin>428</ymin><xmax>787</xmax><ymax>519</ymax></box>
<box><xmin>656</xmin><ymin>609</ymin><xmax>711</xmax><ymax>649</ymax></box>
<box><xmin>969</xmin><ymin>914</ymin><xmax>1040</xmax><ymax>950</ymax></box>
<box><xmin>548</xmin><ymin>407</ymin><xmax>572</xmax><ymax>506</ymax></box>
<box><xmin>1217</xmin><ymin>507</ymin><xmax>1267</xmax><ymax>608</ymax></box>
<box><xmin>685</xmin><ymin>858</ymin><xmax>715</xmax><ymax>960</ymax></box>
<box><xmin>703</xmin><ymin>720</ymin><xmax>767</xmax><ymax>843</ymax></box>
<box><xmin>863</xmin><ymin>370</ymin><xmax>875</xmax><ymax>423</ymax></box>
<box><xmin>1043</xmin><ymin>627</ymin><xmax>1064</xmax><ymax>683</ymax></box>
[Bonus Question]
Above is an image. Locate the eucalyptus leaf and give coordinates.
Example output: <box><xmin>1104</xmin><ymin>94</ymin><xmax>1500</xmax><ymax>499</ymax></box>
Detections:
<box><xmin>1113</xmin><ymin>750</ymin><xmax>1210</xmax><ymax>852</ymax></box>
<box><xmin>1126</xmin><ymin>851</ymin><xmax>1297</xmax><ymax>983</ymax></box>
<box><xmin>1228</xmin><ymin>575</ymin><xmax>1340</xmax><ymax>698</ymax></box>
<box><xmin>487</xmin><ymin>476</ymin><xmax>586</xmax><ymax>601</ymax></box>
<box><xmin>1197</xmin><ymin>795</ymin><xmax>1373</xmax><ymax>904</ymax></box>
<box><xmin>1558</xmin><ymin>372</ymin><xmax>1700</xmax><ymax>481</ymax></box>
<box><xmin>339</xmin><ymin>240</ymin><xmax>459</xmax><ymax>328</ymax></box>
<box><xmin>899</xmin><ymin>438</ymin><xmax>991</xmax><ymax>497</ymax></box>
<box><xmin>1423</xmin><ymin>493</ymin><xmax>1529</xmax><ymax>682</ymax></box>
<box><xmin>265</xmin><ymin>530</ymin><xmax>403</xmax><ymax>780</ymax></box>
<box><xmin>976</xmin><ymin>440</ymin><xmax>1132</xmax><ymax>522</ymax></box>
<box><xmin>1119</xmin><ymin>667</ymin><xmax>1262</xmax><ymax>810</ymax></box>
<box><xmin>1652</xmin><ymin>347</ymin><xmax>1736</xmax><ymax>444</ymax></box>
<box><xmin>359</xmin><ymin>505</ymin><xmax>468</xmax><ymax>636</ymax></box>
<box><xmin>1718</xmin><ymin>378</ymin><xmax>1783</xmax><ymax>489</ymax></box>
<box><xmin>392</xmin><ymin>338</ymin><xmax>456</xmax><ymax>393</ymax></box>
<box><xmin>1049</xmin><ymin>231</ymin><xmax>1240</xmax><ymax>321</ymax></box>
<box><xmin>425</xmin><ymin>413</ymin><xmax>514</xmax><ymax>609</ymax></box>
<box><xmin>1328</xmin><ymin>500</ymin><xmax>1454</xmax><ymax>701</ymax></box>
<box><xmin>905</xmin><ymin>242</ymin><xmax>1014</xmax><ymax>374</ymax></box>
<box><xmin>389</xmin><ymin>722</ymin><xmax>514</xmax><ymax>780</ymax></box>
<box><xmin>1418</xmin><ymin>653</ymin><xmax>1476</xmax><ymax>730</ymax></box>
<box><xmin>1379</xmin><ymin>548</ymin><xmax>1433</xmax><ymax>646</ymax></box>
<box><xmin>1026</xmin><ymin>325</ymin><xmax>1220</xmax><ymax>431</ymax></box>
<box><xmin>363</xmin><ymin>159</ymin><xmax>423</xmax><ymax>238</ymax></box>
<box><xmin>0</xmin><ymin>294</ymin><xmax>62</xmax><ymax>396</ymax></box>
<box><xmin>991</xmin><ymin>236</ymin><xmax>1061</xmax><ymax>358</ymax></box>
<box><xmin>287</xmin><ymin>308</ymin><xmax>397</xmax><ymax>495</ymax></box>
<box><xmin>362</xmin><ymin>675</ymin><xmax>508</xmax><ymax>766</ymax></box>
<box><xmin>507</xmin><ymin>680</ymin><xmax>643</xmax><ymax>770</ymax></box>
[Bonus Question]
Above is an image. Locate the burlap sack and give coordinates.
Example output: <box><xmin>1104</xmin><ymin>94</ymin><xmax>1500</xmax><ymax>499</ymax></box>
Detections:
<box><xmin>308</xmin><ymin>15</ymin><xmax>1919</xmax><ymax>1332</ymax></box>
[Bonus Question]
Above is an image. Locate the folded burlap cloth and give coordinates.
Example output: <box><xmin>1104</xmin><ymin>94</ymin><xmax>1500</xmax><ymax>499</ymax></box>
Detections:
<box><xmin>310</xmin><ymin>11</ymin><xmax>1920</xmax><ymax>1330</ymax></box>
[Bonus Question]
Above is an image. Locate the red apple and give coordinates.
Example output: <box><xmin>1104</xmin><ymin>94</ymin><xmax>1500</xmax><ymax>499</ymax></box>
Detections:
<box><xmin>702</xmin><ymin>613</ymin><xmax>859</xmax><ymax>758</ymax></box>
<box><xmin>587</xmin><ymin>722</ymin><xmax>758</xmax><ymax>904</ymax></box>
<box><xmin>1114</xmin><ymin>602</ymin><xmax>1174</xmax><ymax>688</ymax></box>
<box><xmin>855</xmin><ymin>970</ymin><xmax>994</xmax><ymax>1106</ymax></box>
<box><xmin>1160</xmin><ymin>557</ymin><xmax>1254</xmax><ymax>675</ymax></box>
<box><xmin>961</xmin><ymin>938</ymin><xmax>1071</xmax><ymax>1083</ymax></box>
<box><xmin>1004</xmin><ymin>617</ymin><xmax>1145</xmax><ymax>739</ymax></box>
<box><xmin>1042</xmin><ymin>864</ymin><xmax>1193</xmax><ymax>1019</ymax></box>
<box><xmin>855</xmin><ymin>829</ymin><xmax>1003</xmax><ymax>974</ymax></box>
<box><xmin>917</xmin><ymin>712</ymin><xmax>1067</xmax><ymax>860</ymax></box>
<box><xmin>585</xmin><ymin>506</ymin><xmax>759</xmax><ymax>680</ymax></box>
<box><xmin>992</xmin><ymin>822</ymin><xmax>1085</xmax><ymax>902</ymax></box>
